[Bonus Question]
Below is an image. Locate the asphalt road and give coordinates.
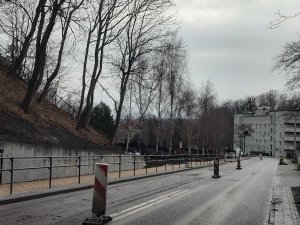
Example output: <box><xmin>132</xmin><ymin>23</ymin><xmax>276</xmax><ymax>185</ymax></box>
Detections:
<box><xmin>0</xmin><ymin>157</ymin><xmax>277</xmax><ymax>225</ymax></box>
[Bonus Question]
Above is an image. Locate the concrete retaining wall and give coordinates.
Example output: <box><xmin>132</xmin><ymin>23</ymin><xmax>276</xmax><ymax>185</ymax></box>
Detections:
<box><xmin>0</xmin><ymin>142</ymin><xmax>144</xmax><ymax>184</ymax></box>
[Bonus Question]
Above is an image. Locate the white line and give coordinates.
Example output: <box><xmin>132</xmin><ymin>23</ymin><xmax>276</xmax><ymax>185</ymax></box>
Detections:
<box><xmin>111</xmin><ymin>189</ymin><xmax>189</xmax><ymax>221</ymax></box>
<box><xmin>110</xmin><ymin>190</ymin><xmax>183</xmax><ymax>218</ymax></box>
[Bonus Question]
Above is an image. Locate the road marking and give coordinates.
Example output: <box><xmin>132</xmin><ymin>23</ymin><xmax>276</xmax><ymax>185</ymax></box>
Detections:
<box><xmin>110</xmin><ymin>189</ymin><xmax>189</xmax><ymax>221</ymax></box>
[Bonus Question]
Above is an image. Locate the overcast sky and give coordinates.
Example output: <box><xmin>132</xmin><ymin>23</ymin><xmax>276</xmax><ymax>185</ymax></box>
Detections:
<box><xmin>173</xmin><ymin>0</ymin><xmax>300</xmax><ymax>102</ymax></box>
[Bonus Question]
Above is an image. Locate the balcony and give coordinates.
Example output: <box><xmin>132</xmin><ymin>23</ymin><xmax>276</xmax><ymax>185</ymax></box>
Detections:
<box><xmin>283</xmin><ymin>145</ymin><xmax>295</xmax><ymax>150</ymax></box>
<box><xmin>284</xmin><ymin>127</ymin><xmax>300</xmax><ymax>133</ymax></box>
<box><xmin>284</xmin><ymin>136</ymin><xmax>300</xmax><ymax>142</ymax></box>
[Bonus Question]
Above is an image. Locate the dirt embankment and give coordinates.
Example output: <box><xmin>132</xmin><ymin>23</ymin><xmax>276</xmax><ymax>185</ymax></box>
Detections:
<box><xmin>0</xmin><ymin>67</ymin><xmax>118</xmax><ymax>152</ymax></box>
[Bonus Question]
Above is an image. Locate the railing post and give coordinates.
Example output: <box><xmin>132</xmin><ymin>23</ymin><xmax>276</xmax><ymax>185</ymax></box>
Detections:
<box><xmin>185</xmin><ymin>153</ymin><xmax>188</xmax><ymax>168</ymax></box>
<box><xmin>78</xmin><ymin>156</ymin><xmax>81</xmax><ymax>184</ymax></box>
<box><xmin>145</xmin><ymin>157</ymin><xmax>148</xmax><ymax>174</ymax></box>
<box><xmin>10</xmin><ymin>157</ymin><xmax>14</xmax><ymax>195</ymax></box>
<box><xmin>0</xmin><ymin>149</ymin><xmax>3</xmax><ymax>185</ymax></box>
<box><xmin>119</xmin><ymin>154</ymin><xmax>122</xmax><ymax>178</ymax></box>
<box><xmin>172</xmin><ymin>155</ymin><xmax>174</xmax><ymax>170</ymax></box>
<box><xmin>133</xmin><ymin>154</ymin><xmax>136</xmax><ymax>176</ymax></box>
<box><xmin>49</xmin><ymin>156</ymin><xmax>52</xmax><ymax>189</ymax></box>
<box><xmin>155</xmin><ymin>155</ymin><xmax>158</xmax><ymax>173</ymax></box>
<box><xmin>164</xmin><ymin>154</ymin><xmax>167</xmax><ymax>171</ymax></box>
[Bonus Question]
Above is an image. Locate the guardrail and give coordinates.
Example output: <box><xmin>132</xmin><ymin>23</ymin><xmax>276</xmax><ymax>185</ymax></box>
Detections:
<box><xmin>0</xmin><ymin>153</ymin><xmax>226</xmax><ymax>194</ymax></box>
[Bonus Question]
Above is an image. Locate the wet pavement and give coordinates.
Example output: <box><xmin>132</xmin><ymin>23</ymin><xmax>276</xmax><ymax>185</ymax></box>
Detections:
<box><xmin>0</xmin><ymin>157</ymin><xmax>280</xmax><ymax>225</ymax></box>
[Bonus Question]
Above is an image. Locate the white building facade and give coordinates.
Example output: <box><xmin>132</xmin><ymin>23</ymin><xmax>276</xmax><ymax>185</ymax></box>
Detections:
<box><xmin>234</xmin><ymin>109</ymin><xmax>300</xmax><ymax>158</ymax></box>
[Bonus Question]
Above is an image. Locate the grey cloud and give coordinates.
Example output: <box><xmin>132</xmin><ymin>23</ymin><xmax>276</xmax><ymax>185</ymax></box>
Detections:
<box><xmin>174</xmin><ymin>0</ymin><xmax>300</xmax><ymax>101</ymax></box>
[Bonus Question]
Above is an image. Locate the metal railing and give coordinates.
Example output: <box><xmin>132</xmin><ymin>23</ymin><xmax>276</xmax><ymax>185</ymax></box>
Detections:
<box><xmin>0</xmin><ymin>153</ymin><xmax>226</xmax><ymax>194</ymax></box>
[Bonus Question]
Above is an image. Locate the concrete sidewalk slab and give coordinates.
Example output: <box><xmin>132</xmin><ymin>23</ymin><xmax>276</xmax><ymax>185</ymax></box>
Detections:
<box><xmin>266</xmin><ymin>160</ymin><xmax>300</xmax><ymax>225</ymax></box>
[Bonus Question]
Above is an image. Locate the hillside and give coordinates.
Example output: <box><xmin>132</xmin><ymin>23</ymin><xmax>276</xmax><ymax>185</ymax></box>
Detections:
<box><xmin>0</xmin><ymin>67</ymin><xmax>118</xmax><ymax>152</ymax></box>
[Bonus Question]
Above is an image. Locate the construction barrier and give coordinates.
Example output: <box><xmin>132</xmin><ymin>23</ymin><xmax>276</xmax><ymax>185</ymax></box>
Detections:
<box><xmin>92</xmin><ymin>163</ymin><xmax>109</xmax><ymax>217</ymax></box>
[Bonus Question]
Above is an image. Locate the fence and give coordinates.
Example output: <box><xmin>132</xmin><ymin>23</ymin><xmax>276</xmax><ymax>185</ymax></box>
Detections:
<box><xmin>0</xmin><ymin>153</ymin><xmax>226</xmax><ymax>195</ymax></box>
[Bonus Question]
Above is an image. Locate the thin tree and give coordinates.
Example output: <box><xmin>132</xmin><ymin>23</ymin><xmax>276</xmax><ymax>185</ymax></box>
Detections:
<box><xmin>21</xmin><ymin>0</ymin><xmax>67</xmax><ymax>112</ymax></box>
<box><xmin>108</xmin><ymin>0</ymin><xmax>173</xmax><ymax>144</ymax></box>
<box><xmin>7</xmin><ymin>0</ymin><xmax>47</xmax><ymax>78</ymax></box>
<box><xmin>77</xmin><ymin>0</ymin><xmax>131</xmax><ymax>128</ymax></box>
<box><xmin>37</xmin><ymin>0</ymin><xmax>85</xmax><ymax>103</ymax></box>
<box><xmin>165</xmin><ymin>35</ymin><xmax>186</xmax><ymax>154</ymax></box>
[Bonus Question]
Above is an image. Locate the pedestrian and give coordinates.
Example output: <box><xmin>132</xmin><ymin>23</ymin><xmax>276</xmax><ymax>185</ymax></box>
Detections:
<box><xmin>259</xmin><ymin>153</ymin><xmax>262</xmax><ymax>160</ymax></box>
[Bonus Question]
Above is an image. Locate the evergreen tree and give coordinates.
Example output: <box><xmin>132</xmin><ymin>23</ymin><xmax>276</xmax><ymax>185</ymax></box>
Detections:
<box><xmin>90</xmin><ymin>102</ymin><xmax>114</xmax><ymax>138</ymax></box>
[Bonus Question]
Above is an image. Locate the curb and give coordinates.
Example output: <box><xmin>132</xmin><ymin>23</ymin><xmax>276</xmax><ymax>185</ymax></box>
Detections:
<box><xmin>0</xmin><ymin>159</ymin><xmax>241</xmax><ymax>206</ymax></box>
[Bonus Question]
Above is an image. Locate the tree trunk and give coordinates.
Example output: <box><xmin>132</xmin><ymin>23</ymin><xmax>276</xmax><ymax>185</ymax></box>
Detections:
<box><xmin>110</xmin><ymin>81</ymin><xmax>128</xmax><ymax>144</ymax></box>
<box><xmin>21</xmin><ymin>0</ymin><xmax>65</xmax><ymax>112</ymax></box>
<box><xmin>37</xmin><ymin>76</ymin><xmax>52</xmax><ymax>102</ymax></box>
<box><xmin>77</xmin><ymin>30</ymin><xmax>92</xmax><ymax>119</ymax></box>
<box><xmin>38</xmin><ymin>0</ymin><xmax>84</xmax><ymax>104</ymax></box>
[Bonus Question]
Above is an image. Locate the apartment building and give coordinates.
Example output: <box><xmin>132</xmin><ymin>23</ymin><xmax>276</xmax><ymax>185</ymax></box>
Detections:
<box><xmin>234</xmin><ymin>109</ymin><xmax>300</xmax><ymax>158</ymax></box>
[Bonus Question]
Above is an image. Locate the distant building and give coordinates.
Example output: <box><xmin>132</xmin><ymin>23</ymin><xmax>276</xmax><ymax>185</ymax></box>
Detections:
<box><xmin>234</xmin><ymin>108</ymin><xmax>300</xmax><ymax>158</ymax></box>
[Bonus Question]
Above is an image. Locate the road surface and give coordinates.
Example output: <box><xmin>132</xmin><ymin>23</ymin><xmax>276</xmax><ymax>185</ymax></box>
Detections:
<box><xmin>0</xmin><ymin>157</ymin><xmax>277</xmax><ymax>225</ymax></box>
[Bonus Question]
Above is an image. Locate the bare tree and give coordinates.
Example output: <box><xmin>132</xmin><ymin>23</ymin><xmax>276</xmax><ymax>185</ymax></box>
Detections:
<box><xmin>257</xmin><ymin>90</ymin><xmax>278</xmax><ymax>109</ymax></box>
<box><xmin>153</xmin><ymin>46</ymin><xmax>169</xmax><ymax>153</ymax></box>
<box><xmin>196</xmin><ymin>81</ymin><xmax>217</xmax><ymax>151</ymax></box>
<box><xmin>132</xmin><ymin>57</ymin><xmax>160</xmax><ymax>152</ymax></box>
<box><xmin>37</xmin><ymin>0</ymin><xmax>85</xmax><ymax>103</ymax></box>
<box><xmin>76</xmin><ymin>0</ymin><xmax>131</xmax><ymax>129</ymax></box>
<box><xmin>6</xmin><ymin>0</ymin><xmax>47</xmax><ymax>78</ymax></box>
<box><xmin>108</xmin><ymin>0</ymin><xmax>173</xmax><ymax>144</ymax></box>
<box><xmin>165</xmin><ymin>35</ymin><xmax>186</xmax><ymax>153</ymax></box>
<box><xmin>273</xmin><ymin>40</ymin><xmax>300</xmax><ymax>90</ymax></box>
<box><xmin>180</xmin><ymin>81</ymin><xmax>197</xmax><ymax>153</ymax></box>
<box><xmin>21</xmin><ymin>0</ymin><xmax>67</xmax><ymax>112</ymax></box>
<box><xmin>0</xmin><ymin>0</ymin><xmax>34</xmax><ymax>63</ymax></box>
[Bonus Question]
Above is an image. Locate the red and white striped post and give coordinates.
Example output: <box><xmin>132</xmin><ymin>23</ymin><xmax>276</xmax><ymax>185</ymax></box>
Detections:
<box><xmin>92</xmin><ymin>163</ymin><xmax>109</xmax><ymax>217</ymax></box>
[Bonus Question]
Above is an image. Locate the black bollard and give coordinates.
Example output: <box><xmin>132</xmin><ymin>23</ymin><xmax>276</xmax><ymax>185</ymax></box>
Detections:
<box><xmin>279</xmin><ymin>156</ymin><xmax>284</xmax><ymax>165</ymax></box>
<box><xmin>212</xmin><ymin>157</ymin><xmax>221</xmax><ymax>178</ymax></box>
<box><xmin>236</xmin><ymin>157</ymin><xmax>242</xmax><ymax>170</ymax></box>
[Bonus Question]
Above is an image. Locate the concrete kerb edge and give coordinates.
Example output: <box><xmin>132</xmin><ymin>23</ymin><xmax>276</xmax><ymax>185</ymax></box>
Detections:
<box><xmin>0</xmin><ymin>184</ymin><xmax>94</xmax><ymax>206</ymax></box>
<box><xmin>0</xmin><ymin>158</ymin><xmax>242</xmax><ymax>206</ymax></box>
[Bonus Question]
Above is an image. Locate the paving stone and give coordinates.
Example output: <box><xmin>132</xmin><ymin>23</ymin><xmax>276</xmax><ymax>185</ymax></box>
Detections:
<box><xmin>267</xmin><ymin>161</ymin><xmax>300</xmax><ymax>225</ymax></box>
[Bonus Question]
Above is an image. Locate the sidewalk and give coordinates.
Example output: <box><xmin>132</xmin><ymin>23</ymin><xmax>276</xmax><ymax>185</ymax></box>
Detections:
<box><xmin>267</xmin><ymin>160</ymin><xmax>300</xmax><ymax>225</ymax></box>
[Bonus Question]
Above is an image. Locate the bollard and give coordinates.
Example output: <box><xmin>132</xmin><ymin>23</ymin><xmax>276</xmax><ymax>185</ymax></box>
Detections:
<box><xmin>236</xmin><ymin>157</ymin><xmax>242</xmax><ymax>170</ymax></box>
<box><xmin>83</xmin><ymin>163</ymin><xmax>112</xmax><ymax>225</ymax></box>
<box><xmin>212</xmin><ymin>157</ymin><xmax>221</xmax><ymax>178</ymax></box>
<box><xmin>279</xmin><ymin>156</ymin><xmax>284</xmax><ymax>165</ymax></box>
